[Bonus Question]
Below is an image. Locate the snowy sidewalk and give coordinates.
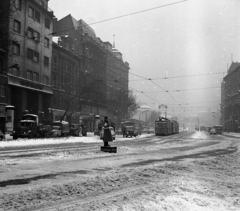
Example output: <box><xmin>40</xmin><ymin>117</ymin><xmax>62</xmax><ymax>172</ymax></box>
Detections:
<box><xmin>0</xmin><ymin>133</ymin><xmax>152</xmax><ymax>148</ymax></box>
<box><xmin>222</xmin><ymin>132</ymin><xmax>240</xmax><ymax>138</ymax></box>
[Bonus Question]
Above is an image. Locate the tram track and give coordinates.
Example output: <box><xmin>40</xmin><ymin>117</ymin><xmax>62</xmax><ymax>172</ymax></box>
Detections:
<box><xmin>0</xmin><ymin>132</ymin><xmax>199</xmax><ymax>159</ymax></box>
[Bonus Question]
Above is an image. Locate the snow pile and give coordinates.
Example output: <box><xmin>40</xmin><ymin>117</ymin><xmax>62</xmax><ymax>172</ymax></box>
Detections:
<box><xmin>0</xmin><ymin>133</ymin><xmax>153</xmax><ymax>148</ymax></box>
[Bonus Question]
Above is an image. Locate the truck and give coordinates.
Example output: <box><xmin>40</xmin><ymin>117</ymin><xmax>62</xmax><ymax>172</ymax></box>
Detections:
<box><xmin>121</xmin><ymin>121</ymin><xmax>141</xmax><ymax>138</ymax></box>
<box><xmin>11</xmin><ymin>114</ymin><xmax>51</xmax><ymax>139</ymax></box>
<box><xmin>51</xmin><ymin>121</ymin><xmax>70</xmax><ymax>137</ymax></box>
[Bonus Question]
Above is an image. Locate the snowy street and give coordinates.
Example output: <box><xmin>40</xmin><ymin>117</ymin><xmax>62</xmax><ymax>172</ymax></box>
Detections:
<box><xmin>0</xmin><ymin>131</ymin><xmax>240</xmax><ymax>211</ymax></box>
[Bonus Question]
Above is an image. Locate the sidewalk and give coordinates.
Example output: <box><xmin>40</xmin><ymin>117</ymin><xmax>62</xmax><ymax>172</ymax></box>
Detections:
<box><xmin>0</xmin><ymin>133</ymin><xmax>152</xmax><ymax>148</ymax></box>
<box><xmin>222</xmin><ymin>132</ymin><xmax>240</xmax><ymax>138</ymax></box>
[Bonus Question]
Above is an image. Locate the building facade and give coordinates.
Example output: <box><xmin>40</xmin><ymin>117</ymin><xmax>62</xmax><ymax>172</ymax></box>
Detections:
<box><xmin>52</xmin><ymin>15</ymin><xmax>129</xmax><ymax>131</ymax></box>
<box><xmin>103</xmin><ymin>42</ymin><xmax>130</xmax><ymax>127</ymax></box>
<box><xmin>2</xmin><ymin>0</ymin><xmax>54</xmax><ymax>126</ymax></box>
<box><xmin>0</xmin><ymin>2</ymin><xmax>130</xmax><ymax>133</ymax></box>
<box><xmin>221</xmin><ymin>62</ymin><xmax>240</xmax><ymax>132</ymax></box>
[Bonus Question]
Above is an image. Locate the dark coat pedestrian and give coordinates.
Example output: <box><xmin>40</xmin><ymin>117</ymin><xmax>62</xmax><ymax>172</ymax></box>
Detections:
<box><xmin>103</xmin><ymin>116</ymin><xmax>112</xmax><ymax>146</ymax></box>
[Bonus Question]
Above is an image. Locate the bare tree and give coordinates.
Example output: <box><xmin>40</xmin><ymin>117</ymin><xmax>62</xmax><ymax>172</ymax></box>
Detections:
<box><xmin>107</xmin><ymin>89</ymin><xmax>139</xmax><ymax>128</ymax></box>
<box><xmin>146</xmin><ymin>110</ymin><xmax>158</xmax><ymax>128</ymax></box>
<box><xmin>53</xmin><ymin>78</ymin><xmax>105</xmax><ymax>122</ymax></box>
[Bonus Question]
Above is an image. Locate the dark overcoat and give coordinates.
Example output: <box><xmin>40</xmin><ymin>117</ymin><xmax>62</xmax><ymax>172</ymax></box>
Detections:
<box><xmin>103</xmin><ymin>120</ymin><xmax>113</xmax><ymax>142</ymax></box>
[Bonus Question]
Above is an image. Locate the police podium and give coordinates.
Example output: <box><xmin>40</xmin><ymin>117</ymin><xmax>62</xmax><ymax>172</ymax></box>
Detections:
<box><xmin>101</xmin><ymin>146</ymin><xmax>117</xmax><ymax>153</ymax></box>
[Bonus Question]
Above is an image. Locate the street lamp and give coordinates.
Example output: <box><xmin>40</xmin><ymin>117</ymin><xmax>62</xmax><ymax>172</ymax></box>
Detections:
<box><xmin>0</xmin><ymin>64</ymin><xmax>19</xmax><ymax>73</ymax></box>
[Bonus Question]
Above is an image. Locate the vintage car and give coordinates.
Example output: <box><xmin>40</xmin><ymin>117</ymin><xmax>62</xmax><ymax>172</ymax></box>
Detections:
<box><xmin>69</xmin><ymin>124</ymin><xmax>81</xmax><ymax>136</ymax></box>
<box><xmin>100</xmin><ymin>126</ymin><xmax>116</xmax><ymax>140</ymax></box>
<box><xmin>51</xmin><ymin>121</ymin><xmax>69</xmax><ymax>137</ymax></box>
<box><xmin>209</xmin><ymin>127</ymin><xmax>216</xmax><ymax>135</ymax></box>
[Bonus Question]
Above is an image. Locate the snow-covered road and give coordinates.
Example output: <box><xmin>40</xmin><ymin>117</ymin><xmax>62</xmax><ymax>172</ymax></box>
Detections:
<box><xmin>0</xmin><ymin>131</ymin><xmax>239</xmax><ymax>211</ymax></box>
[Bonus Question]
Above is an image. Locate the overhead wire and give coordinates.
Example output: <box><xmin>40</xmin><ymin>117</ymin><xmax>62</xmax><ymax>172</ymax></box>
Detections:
<box><xmin>12</xmin><ymin>35</ymin><xmax>222</xmax><ymax>108</ymax></box>
<box><xmin>10</xmin><ymin>0</ymin><xmax>222</xmax><ymax>109</ymax></box>
<box><xmin>129</xmin><ymin>72</ymin><xmax>226</xmax><ymax>81</ymax></box>
<box><xmin>48</xmin><ymin>0</ymin><xmax>188</xmax><ymax>36</ymax></box>
<box><xmin>11</xmin><ymin>32</ymin><xmax>224</xmax><ymax>95</ymax></box>
<box><xmin>143</xmin><ymin>86</ymin><xmax>221</xmax><ymax>93</ymax></box>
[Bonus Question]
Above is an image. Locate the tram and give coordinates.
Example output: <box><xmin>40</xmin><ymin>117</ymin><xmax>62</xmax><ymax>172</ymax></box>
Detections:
<box><xmin>155</xmin><ymin>117</ymin><xmax>179</xmax><ymax>136</ymax></box>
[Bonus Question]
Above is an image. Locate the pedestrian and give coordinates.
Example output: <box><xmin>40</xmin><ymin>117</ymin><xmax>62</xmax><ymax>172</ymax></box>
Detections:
<box><xmin>103</xmin><ymin>116</ymin><xmax>112</xmax><ymax>147</ymax></box>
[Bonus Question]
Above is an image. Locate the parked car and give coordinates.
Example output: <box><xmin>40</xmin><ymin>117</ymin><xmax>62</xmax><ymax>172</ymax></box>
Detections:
<box><xmin>51</xmin><ymin>125</ymin><xmax>62</xmax><ymax>137</ymax></box>
<box><xmin>115</xmin><ymin>128</ymin><xmax>122</xmax><ymax>135</ymax></box>
<box><xmin>70</xmin><ymin>124</ymin><xmax>81</xmax><ymax>136</ymax></box>
<box><xmin>51</xmin><ymin>121</ymin><xmax>69</xmax><ymax>137</ymax></box>
<box><xmin>100</xmin><ymin>126</ymin><xmax>116</xmax><ymax>140</ymax></box>
<box><xmin>80</xmin><ymin>124</ymin><xmax>88</xmax><ymax>136</ymax></box>
<box><xmin>209</xmin><ymin>127</ymin><xmax>216</xmax><ymax>135</ymax></box>
<box><xmin>147</xmin><ymin>128</ymin><xmax>155</xmax><ymax>134</ymax></box>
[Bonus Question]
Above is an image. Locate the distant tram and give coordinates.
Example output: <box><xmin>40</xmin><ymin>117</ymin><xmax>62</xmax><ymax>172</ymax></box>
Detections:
<box><xmin>155</xmin><ymin>117</ymin><xmax>179</xmax><ymax>136</ymax></box>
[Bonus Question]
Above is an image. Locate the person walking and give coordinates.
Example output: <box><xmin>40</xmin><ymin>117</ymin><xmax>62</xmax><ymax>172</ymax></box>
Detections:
<box><xmin>103</xmin><ymin>116</ymin><xmax>112</xmax><ymax>147</ymax></box>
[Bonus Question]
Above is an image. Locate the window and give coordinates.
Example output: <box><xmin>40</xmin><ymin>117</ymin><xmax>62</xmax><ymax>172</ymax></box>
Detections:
<box><xmin>27</xmin><ymin>27</ymin><xmax>40</xmax><ymax>42</ymax></box>
<box><xmin>15</xmin><ymin>0</ymin><xmax>21</xmax><ymax>11</ymax></box>
<box><xmin>27</xmin><ymin>71</ymin><xmax>32</xmax><ymax>80</ymax></box>
<box><xmin>12</xmin><ymin>66</ymin><xmax>19</xmax><ymax>76</ymax></box>
<box><xmin>44</xmin><ymin>56</ymin><xmax>49</xmax><ymax>66</ymax></box>
<box><xmin>13</xmin><ymin>20</ymin><xmax>21</xmax><ymax>33</ymax></box>
<box><xmin>27</xmin><ymin>27</ymin><xmax>33</xmax><ymax>39</ymax></box>
<box><xmin>35</xmin><ymin>10</ymin><xmax>40</xmax><ymax>22</ymax></box>
<box><xmin>45</xmin><ymin>18</ymin><xmax>50</xmax><ymax>29</ymax></box>
<box><xmin>52</xmin><ymin>56</ymin><xmax>57</xmax><ymax>69</ymax></box>
<box><xmin>40</xmin><ymin>0</ymin><xmax>45</xmax><ymax>7</ymax></box>
<box><xmin>33</xmin><ymin>31</ymin><xmax>40</xmax><ymax>42</ymax></box>
<box><xmin>27</xmin><ymin>48</ymin><xmax>39</xmax><ymax>62</ymax></box>
<box><xmin>33</xmin><ymin>73</ymin><xmax>39</xmax><ymax>82</ymax></box>
<box><xmin>29</xmin><ymin>7</ymin><xmax>40</xmax><ymax>23</ymax></box>
<box><xmin>13</xmin><ymin>42</ymin><xmax>20</xmax><ymax>55</ymax></box>
<box><xmin>29</xmin><ymin>7</ymin><xmax>34</xmax><ymax>18</ymax></box>
<box><xmin>0</xmin><ymin>85</ymin><xmax>6</xmax><ymax>97</ymax></box>
<box><xmin>43</xmin><ymin>76</ymin><xmax>49</xmax><ymax>85</ymax></box>
<box><xmin>44</xmin><ymin>37</ymin><xmax>49</xmax><ymax>48</ymax></box>
<box><xmin>27</xmin><ymin>48</ymin><xmax>33</xmax><ymax>59</ymax></box>
<box><xmin>9</xmin><ymin>66</ymin><xmax>20</xmax><ymax>76</ymax></box>
<box><xmin>52</xmin><ymin>72</ymin><xmax>57</xmax><ymax>87</ymax></box>
<box><xmin>33</xmin><ymin>51</ymin><xmax>39</xmax><ymax>62</ymax></box>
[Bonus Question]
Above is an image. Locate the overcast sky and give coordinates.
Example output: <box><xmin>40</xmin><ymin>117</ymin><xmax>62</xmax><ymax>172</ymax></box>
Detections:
<box><xmin>49</xmin><ymin>0</ymin><xmax>240</xmax><ymax>117</ymax></box>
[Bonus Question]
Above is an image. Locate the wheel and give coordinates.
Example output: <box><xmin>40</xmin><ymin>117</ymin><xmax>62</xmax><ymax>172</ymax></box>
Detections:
<box><xmin>28</xmin><ymin>133</ymin><xmax>33</xmax><ymax>139</ymax></box>
<box><xmin>44</xmin><ymin>133</ymin><xmax>49</xmax><ymax>138</ymax></box>
<box><xmin>13</xmin><ymin>135</ymin><xmax>18</xmax><ymax>140</ymax></box>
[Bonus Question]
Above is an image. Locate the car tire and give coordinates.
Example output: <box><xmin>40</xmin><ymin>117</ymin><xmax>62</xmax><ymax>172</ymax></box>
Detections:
<box><xmin>28</xmin><ymin>133</ymin><xmax>33</xmax><ymax>139</ymax></box>
<box><xmin>13</xmin><ymin>135</ymin><xmax>18</xmax><ymax>140</ymax></box>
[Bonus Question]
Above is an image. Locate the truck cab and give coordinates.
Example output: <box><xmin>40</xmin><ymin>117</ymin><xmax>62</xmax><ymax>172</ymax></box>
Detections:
<box><xmin>11</xmin><ymin>114</ymin><xmax>51</xmax><ymax>139</ymax></box>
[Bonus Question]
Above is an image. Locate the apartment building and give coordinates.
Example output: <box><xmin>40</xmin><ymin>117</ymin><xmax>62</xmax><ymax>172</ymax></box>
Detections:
<box><xmin>53</xmin><ymin>15</ymin><xmax>130</xmax><ymax>130</ymax></box>
<box><xmin>3</xmin><ymin>0</ymin><xmax>54</xmax><ymax>125</ymax></box>
<box><xmin>221</xmin><ymin>62</ymin><xmax>240</xmax><ymax>132</ymax></box>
